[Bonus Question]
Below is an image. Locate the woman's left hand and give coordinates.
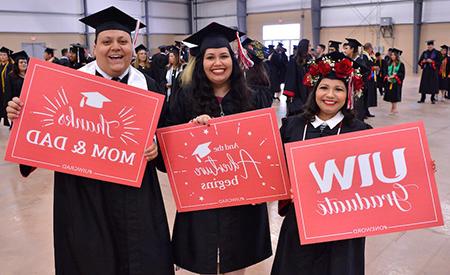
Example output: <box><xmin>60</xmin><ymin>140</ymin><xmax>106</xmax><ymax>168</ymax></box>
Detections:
<box><xmin>144</xmin><ymin>143</ymin><xmax>158</xmax><ymax>161</ymax></box>
<box><xmin>191</xmin><ymin>114</ymin><xmax>212</xmax><ymax>125</ymax></box>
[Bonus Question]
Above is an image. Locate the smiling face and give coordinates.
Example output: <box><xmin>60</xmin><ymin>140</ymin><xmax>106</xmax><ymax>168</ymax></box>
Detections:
<box><xmin>94</xmin><ymin>29</ymin><xmax>133</xmax><ymax>77</ymax></box>
<box><xmin>315</xmin><ymin>78</ymin><xmax>347</xmax><ymax>119</ymax></box>
<box><xmin>18</xmin><ymin>59</ymin><xmax>28</xmax><ymax>73</ymax></box>
<box><xmin>203</xmin><ymin>47</ymin><xmax>233</xmax><ymax>87</ymax></box>
<box><xmin>137</xmin><ymin>50</ymin><xmax>147</xmax><ymax>63</ymax></box>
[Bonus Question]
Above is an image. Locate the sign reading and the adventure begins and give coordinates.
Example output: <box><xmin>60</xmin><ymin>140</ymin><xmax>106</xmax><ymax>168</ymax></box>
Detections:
<box><xmin>5</xmin><ymin>58</ymin><xmax>164</xmax><ymax>187</ymax></box>
<box><xmin>157</xmin><ymin>108</ymin><xmax>290</xmax><ymax>212</ymax></box>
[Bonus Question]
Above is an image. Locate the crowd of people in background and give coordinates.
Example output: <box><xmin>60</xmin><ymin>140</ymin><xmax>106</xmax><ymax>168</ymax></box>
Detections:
<box><xmin>2</xmin><ymin>34</ymin><xmax>449</xmax><ymax>130</ymax></box>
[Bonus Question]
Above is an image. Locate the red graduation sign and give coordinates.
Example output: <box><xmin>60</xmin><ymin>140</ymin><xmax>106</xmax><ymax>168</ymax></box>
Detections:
<box><xmin>284</xmin><ymin>121</ymin><xmax>443</xmax><ymax>244</ymax></box>
<box><xmin>5</xmin><ymin>58</ymin><xmax>164</xmax><ymax>187</ymax></box>
<box><xmin>157</xmin><ymin>108</ymin><xmax>290</xmax><ymax>212</ymax></box>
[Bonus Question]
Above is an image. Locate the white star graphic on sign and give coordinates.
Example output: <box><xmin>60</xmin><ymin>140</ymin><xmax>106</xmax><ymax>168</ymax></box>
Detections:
<box><xmin>199</xmin><ymin>196</ymin><xmax>204</xmax><ymax>201</ymax></box>
<box><xmin>203</xmin><ymin>129</ymin><xmax>209</xmax><ymax>135</ymax></box>
<box><xmin>262</xmin><ymin>182</ymin><xmax>266</xmax><ymax>186</ymax></box>
<box><xmin>185</xmin><ymin>182</ymin><xmax>188</xmax><ymax>185</ymax></box>
<box><xmin>267</xmin><ymin>155</ymin><xmax>271</xmax><ymax>160</ymax></box>
<box><xmin>248</xmin><ymin>131</ymin><xmax>252</xmax><ymax>136</ymax></box>
<box><xmin>184</xmin><ymin>142</ymin><xmax>188</xmax><ymax>146</ymax></box>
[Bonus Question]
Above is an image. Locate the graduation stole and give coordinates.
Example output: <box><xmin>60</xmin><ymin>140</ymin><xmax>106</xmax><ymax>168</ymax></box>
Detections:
<box><xmin>1</xmin><ymin>62</ymin><xmax>9</xmax><ymax>93</ymax></box>
<box><xmin>363</xmin><ymin>51</ymin><xmax>377</xmax><ymax>81</ymax></box>
<box><xmin>441</xmin><ymin>57</ymin><xmax>448</xmax><ymax>78</ymax></box>
<box><xmin>388</xmin><ymin>62</ymin><xmax>401</xmax><ymax>90</ymax></box>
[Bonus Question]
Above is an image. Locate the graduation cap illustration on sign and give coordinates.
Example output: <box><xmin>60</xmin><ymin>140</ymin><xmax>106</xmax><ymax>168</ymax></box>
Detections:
<box><xmin>192</xmin><ymin>142</ymin><xmax>212</xmax><ymax>162</ymax></box>
<box><xmin>80</xmin><ymin>92</ymin><xmax>112</xmax><ymax>109</ymax></box>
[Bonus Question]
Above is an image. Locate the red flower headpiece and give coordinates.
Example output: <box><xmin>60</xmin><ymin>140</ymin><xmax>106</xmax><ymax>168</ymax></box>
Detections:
<box><xmin>303</xmin><ymin>54</ymin><xmax>364</xmax><ymax>109</ymax></box>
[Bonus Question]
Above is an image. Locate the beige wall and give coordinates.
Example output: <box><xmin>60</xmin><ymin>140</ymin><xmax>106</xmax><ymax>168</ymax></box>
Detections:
<box><xmin>420</xmin><ymin>23</ymin><xmax>450</xmax><ymax>52</ymax></box>
<box><xmin>247</xmin><ymin>9</ymin><xmax>312</xmax><ymax>43</ymax></box>
<box><xmin>0</xmin><ymin>33</ymin><xmax>85</xmax><ymax>57</ymax></box>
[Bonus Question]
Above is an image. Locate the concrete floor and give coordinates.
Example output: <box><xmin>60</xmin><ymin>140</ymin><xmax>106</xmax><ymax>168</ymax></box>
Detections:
<box><xmin>1</xmin><ymin>74</ymin><xmax>449</xmax><ymax>275</ymax></box>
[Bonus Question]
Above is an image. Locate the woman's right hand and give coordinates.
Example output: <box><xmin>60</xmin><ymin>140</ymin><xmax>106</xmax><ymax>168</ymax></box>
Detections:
<box><xmin>190</xmin><ymin>114</ymin><xmax>212</xmax><ymax>126</ymax></box>
<box><xmin>6</xmin><ymin>97</ymin><xmax>23</xmax><ymax>121</ymax></box>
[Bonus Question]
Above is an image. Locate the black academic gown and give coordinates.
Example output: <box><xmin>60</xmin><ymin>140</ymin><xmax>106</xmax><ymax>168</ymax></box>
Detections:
<box><xmin>1</xmin><ymin>62</ymin><xmax>12</xmax><ymax>126</ymax></box>
<box><xmin>376</xmin><ymin>59</ymin><xmax>386</xmax><ymax>95</ymax></box>
<box><xmin>359</xmin><ymin>53</ymin><xmax>377</xmax><ymax>109</ymax></box>
<box><xmin>20</xmin><ymin>71</ymin><xmax>174</xmax><ymax>275</ymax></box>
<box><xmin>271</xmin><ymin>114</ymin><xmax>371</xmax><ymax>275</ymax></box>
<box><xmin>268</xmin><ymin>53</ymin><xmax>284</xmax><ymax>94</ymax></box>
<box><xmin>4</xmin><ymin>73</ymin><xmax>24</xmax><ymax>102</ymax></box>
<box><xmin>353</xmin><ymin>56</ymin><xmax>370</xmax><ymax>121</ymax></box>
<box><xmin>283</xmin><ymin>58</ymin><xmax>309</xmax><ymax>116</ymax></box>
<box><xmin>151</xmin><ymin>53</ymin><xmax>169</xmax><ymax>88</ymax></box>
<box><xmin>418</xmin><ymin>49</ymin><xmax>441</xmax><ymax>95</ymax></box>
<box><xmin>136</xmin><ymin>65</ymin><xmax>164</xmax><ymax>94</ymax></box>
<box><xmin>438</xmin><ymin>56</ymin><xmax>450</xmax><ymax>90</ymax></box>
<box><xmin>383</xmin><ymin>62</ymin><xmax>405</xmax><ymax>103</ymax></box>
<box><xmin>167</xmin><ymin>88</ymin><xmax>272</xmax><ymax>274</ymax></box>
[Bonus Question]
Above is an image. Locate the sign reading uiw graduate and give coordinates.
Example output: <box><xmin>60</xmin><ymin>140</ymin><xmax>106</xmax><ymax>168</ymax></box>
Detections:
<box><xmin>157</xmin><ymin>108</ymin><xmax>290</xmax><ymax>212</ymax></box>
<box><xmin>5</xmin><ymin>58</ymin><xmax>164</xmax><ymax>187</ymax></box>
<box><xmin>285</xmin><ymin>121</ymin><xmax>443</xmax><ymax>244</ymax></box>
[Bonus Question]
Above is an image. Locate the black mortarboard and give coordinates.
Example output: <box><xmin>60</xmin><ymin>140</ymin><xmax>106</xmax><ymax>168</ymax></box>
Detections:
<box><xmin>318</xmin><ymin>44</ymin><xmax>326</xmax><ymax>50</ymax></box>
<box><xmin>69</xmin><ymin>43</ymin><xmax>85</xmax><ymax>63</ymax></box>
<box><xmin>293</xmin><ymin>45</ymin><xmax>298</xmax><ymax>50</ymax></box>
<box><xmin>268</xmin><ymin>45</ymin><xmax>274</xmax><ymax>49</ymax></box>
<box><xmin>79</xmin><ymin>6</ymin><xmax>145</xmax><ymax>37</ymax></box>
<box><xmin>184</xmin><ymin>22</ymin><xmax>244</xmax><ymax>53</ymax></box>
<box><xmin>391</xmin><ymin>48</ymin><xmax>403</xmax><ymax>56</ymax></box>
<box><xmin>242</xmin><ymin>37</ymin><xmax>253</xmax><ymax>47</ymax></box>
<box><xmin>44</xmin><ymin>47</ymin><xmax>56</xmax><ymax>54</ymax></box>
<box><xmin>388</xmin><ymin>48</ymin><xmax>393</xmax><ymax>52</ymax></box>
<box><xmin>0</xmin><ymin>47</ymin><xmax>13</xmax><ymax>56</ymax></box>
<box><xmin>440</xmin><ymin>45</ymin><xmax>448</xmax><ymax>50</ymax></box>
<box><xmin>426</xmin><ymin>40</ymin><xmax>434</xmax><ymax>45</ymax></box>
<box><xmin>168</xmin><ymin>45</ymin><xmax>180</xmax><ymax>55</ymax></box>
<box><xmin>345</xmin><ymin>38</ymin><xmax>362</xmax><ymax>49</ymax></box>
<box><xmin>135</xmin><ymin>44</ymin><xmax>148</xmax><ymax>53</ymax></box>
<box><xmin>328</xmin><ymin>40</ymin><xmax>342</xmax><ymax>50</ymax></box>
<box><xmin>11</xmin><ymin>50</ymin><xmax>29</xmax><ymax>62</ymax></box>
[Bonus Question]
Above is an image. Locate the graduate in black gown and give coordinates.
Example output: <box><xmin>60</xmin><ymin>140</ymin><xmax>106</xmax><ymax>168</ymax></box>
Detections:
<box><xmin>383</xmin><ymin>48</ymin><xmax>405</xmax><ymax>114</ymax></box>
<box><xmin>1</xmin><ymin>46</ymin><xmax>13</xmax><ymax>127</ymax></box>
<box><xmin>360</xmin><ymin>42</ymin><xmax>377</xmax><ymax>117</ymax></box>
<box><xmin>272</xmin><ymin>52</ymin><xmax>371</xmax><ymax>275</ymax></box>
<box><xmin>151</xmin><ymin>45</ymin><xmax>169</xmax><ymax>89</ymax></box>
<box><xmin>68</xmin><ymin>43</ymin><xmax>87</xmax><ymax>69</ymax></box>
<box><xmin>438</xmin><ymin>45</ymin><xmax>449</xmax><ymax>101</ymax></box>
<box><xmin>418</xmin><ymin>40</ymin><xmax>441</xmax><ymax>104</ymax></box>
<box><xmin>375</xmin><ymin>52</ymin><xmax>386</xmax><ymax>96</ymax></box>
<box><xmin>283</xmin><ymin>39</ymin><xmax>311</xmax><ymax>116</ymax></box>
<box><xmin>43</xmin><ymin>47</ymin><xmax>60</xmax><ymax>64</ymax></box>
<box><xmin>133</xmin><ymin>44</ymin><xmax>162</xmax><ymax>92</ymax></box>
<box><xmin>6</xmin><ymin>6</ymin><xmax>173</xmax><ymax>275</ymax></box>
<box><xmin>343</xmin><ymin>38</ymin><xmax>369</xmax><ymax>121</ymax></box>
<box><xmin>167</xmin><ymin>22</ymin><xmax>272</xmax><ymax>274</ymax></box>
<box><xmin>328</xmin><ymin>40</ymin><xmax>342</xmax><ymax>54</ymax></box>
<box><xmin>5</xmin><ymin>51</ymin><xmax>28</xmax><ymax>109</ymax></box>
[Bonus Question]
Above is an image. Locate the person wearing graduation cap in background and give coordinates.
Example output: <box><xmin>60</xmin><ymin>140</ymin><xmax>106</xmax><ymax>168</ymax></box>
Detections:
<box><xmin>152</xmin><ymin>45</ymin><xmax>170</xmax><ymax>88</ymax></box>
<box><xmin>272</xmin><ymin>51</ymin><xmax>371</xmax><ymax>275</ymax></box>
<box><xmin>43</xmin><ymin>47</ymin><xmax>60</xmax><ymax>64</ymax></box>
<box><xmin>5</xmin><ymin>50</ymin><xmax>28</xmax><ymax>109</ymax></box>
<box><xmin>283</xmin><ymin>39</ymin><xmax>312</xmax><ymax>116</ymax></box>
<box><xmin>289</xmin><ymin>45</ymin><xmax>298</xmax><ymax>61</ymax></box>
<box><xmin>328</xmin><ymin>40</ymin><xmax>341</xmax><ymax>53</ymax></box>
<box><xmin>383</xmin><ymin>48</ymin><xmax>405</xmax><ymax>114</ymax></box>
<box><xmin>0</xmin><ymin>46</ymin><xmax>13</xmax><ymax>127</ymax></box>
<box><xmin>167</xmin><ymin>22</ymin><xmax>272</xmax><ymax>275</ymax></box>
<box><xmin>384</xmin><ymin>48</ymin><xmax>393</xmax><ymax>65</ymax></box>
<box><xmin>68</xmin><ymin>43</ymin><xmax>87</xmax><ymax>69</ymax></box>
<box><xmin>243</xmin><ymin>38</ymin><xmax>273</xmax><ymax>108</ymax></box>
<box><xmin>361</xmin><ymin>42</ymin><xmax>377</xmax><ymax>117</ymax></box>
<box><xmin>418</xmin><ymin>40</ymin><xmax>442</xmax><ymax>104</ymax></box>
<box><xmin>343</xmin><ymin>38</ymin><xmax>370</xmax><ymax>121</ymax></box>
<box><xmin>133</xmin><ymin>43</ymin><xmax>163</xmax><ymax>92</ymax></box>
<box><xmin>163</xmin><ymin>45</ymin><xmax>183</xmax><ymax>106</ymax></box>
<box><xmin>6</xmin><ymin>6</ymin><xmax>174</xmax><ymax>275</ymax></box>
<box><xmin>375</xmin><ymin>52</ymin><xmax>386</xmax><ymax>96</ymax></box>
<box><xmin>438</xmin><ymin>45</ymin><xmax>450</xmax><ymax>101</ymax></box>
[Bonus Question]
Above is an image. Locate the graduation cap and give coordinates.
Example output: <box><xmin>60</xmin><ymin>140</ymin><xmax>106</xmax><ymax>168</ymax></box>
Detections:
<box><xmin>184</xmin><ymin>22</ymin><xmax>245</xmax><ymax>53</ymax></box>
<box><xmin>192</xmin><ymin>142</ymin><xmax>212</xmax><ymax>162</ymax></box>
<box><xmin>79</xmin><ymin>6</ymin><xmax>145</xmax><ymax>37</ymax></box>
<box><xmin>241</xmin><ymin>37</ymin><xmax>253</xmax><ymax>47</ymax></box>
<box><xmin>345</xmin><ymin>38</ymin><xmax>362</xmax><ymax>49</ymax></box>
<box><xmin>69</xmin><ymin>43</ymin><xmax>85</xmax><ymax>63</ymax></box>
<box><xmin>135</xmin><ymin>44</ymin><xmax>148</xmax><ymax>53</ymax></box>
<box><xmin>391</xmin><ymin>48</ymin><xmax>403</xmax><ymax>56</ymax></box>
<box><xmin>387</xmin><ymin>48</ymin><xmax>393</xmax><ymax>52</ymax></box>
<box><xmin>168</xmin><ymin>45</ymin><xmax>180</xmax><ymax>55</ymax></box>
<box><xmin>426</xmin><ymin>40</ymin><xmax>434</xmax><ymax>45</ymax></box>
<box><xmin>11</xmin><ymin>50</ymin><xmax>29</xmax><ymax>62</ymax></box>
<box><xmin>0</xmin><ymin>47</ymin><xmax>13</xmax><ymax>56</ymax></box>
<box><xmin>277</xmin><ymin>42</ymin><xmax>284</xmax><ymax>47</ymax></box>
<box><xmin>318</xmin><ymin>44</ymin><xmax>326</xmax><ymax>50</ymax></box>
<box><xmin>328</xmin><ymin>40</ymin><xmax>342</xmax><ymax>50</ymax></box>
<box><xmin>80</xmin><ymin>92</ymin><xmax>111</xmax><ymax>109</ymax></box>
<box><xmin>44</xmin><ymin>47</ymin><xmax>56</xmax><ymax>55</ymax></box>
<box><xmin>293</xmin><ymin>45</ymin><xmax>298</xmax><ymax>50</ymax></box>
<box><xmin>440</xmin><ymin>45</ymin><xmax>448</xmax><ymax>50</ymax></box>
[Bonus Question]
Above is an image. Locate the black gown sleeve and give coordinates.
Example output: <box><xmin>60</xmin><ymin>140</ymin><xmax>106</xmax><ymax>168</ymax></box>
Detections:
<box><xmin>398</xmin><ymin>63</ymin><xmax>406</xmax><ymax>82</ymax></box>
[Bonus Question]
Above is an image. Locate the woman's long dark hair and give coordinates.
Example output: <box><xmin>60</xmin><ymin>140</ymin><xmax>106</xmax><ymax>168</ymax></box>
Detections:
<box><xmin>295</xmin><ymin>39</ymin><xmax>310</xmax><ymax>66</ymax></box>
<box><xmin>301</xmin><ymin>76</ymin><xmax>355</xmax><ymax>125</ymax></box>
<box><xmin>189</xmin><ymin>47</ymin><xmax>252</xmax><ymax>117</ymax></box>
<box><xmin>11</xmin><ymin>58</ymin><xmax>27</xmax><ymax>77</ymax></box>
<box><xmin>246</xmin><ymin>61</ymin><xmax>270</xmax><ymax>87</ymax></box>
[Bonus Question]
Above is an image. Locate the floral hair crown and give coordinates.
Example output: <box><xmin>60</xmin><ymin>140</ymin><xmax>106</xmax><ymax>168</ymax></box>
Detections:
<box><xmin>303</xmin><ymin>54</ymin><xmax>364</xmax><ymax>109</ymax></box>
